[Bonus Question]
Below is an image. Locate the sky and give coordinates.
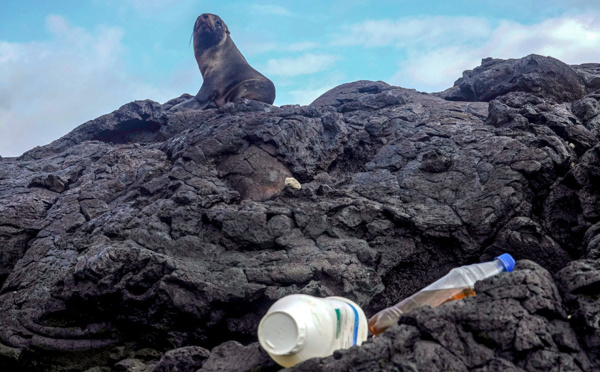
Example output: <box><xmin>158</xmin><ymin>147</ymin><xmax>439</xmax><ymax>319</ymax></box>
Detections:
<box><xmin>1</xmin><ymin>1</ymin><xmax>600</xmax><ymax>157</ymax></box>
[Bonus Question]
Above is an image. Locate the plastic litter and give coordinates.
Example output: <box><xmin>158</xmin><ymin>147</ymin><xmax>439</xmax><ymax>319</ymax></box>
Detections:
<box><xmin>368</xmin><ymin>253</ymin><xmax>515</xmax><ymax>336</ymax></box>
<box><xmin>258</xmin><ymin>294</ymin><xmax>368</xmax><ymax>367</ymax></box>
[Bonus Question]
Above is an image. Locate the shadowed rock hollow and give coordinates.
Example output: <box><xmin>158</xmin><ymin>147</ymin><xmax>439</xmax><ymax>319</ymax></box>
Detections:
<box><xmin>0</xmin><ymin>54</ymin><xmax>599</xmax><ymax>371</ymax></box>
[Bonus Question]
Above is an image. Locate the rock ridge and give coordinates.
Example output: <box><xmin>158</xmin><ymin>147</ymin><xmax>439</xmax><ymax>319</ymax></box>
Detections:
<box><xmin>0</xmin><ymin>54</ymin><xmax>599</xmax><ymax>371</ymax></box>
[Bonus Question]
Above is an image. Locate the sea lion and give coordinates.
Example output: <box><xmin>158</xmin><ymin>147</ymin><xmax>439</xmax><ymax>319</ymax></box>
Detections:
<box><xmin>172</xmin><ymin>13</ymin><xmax>276</xmax><ymax>110</ymax></box>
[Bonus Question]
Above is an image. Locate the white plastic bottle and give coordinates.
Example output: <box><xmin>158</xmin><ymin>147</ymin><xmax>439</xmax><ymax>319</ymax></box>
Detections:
<box><xmin>368</xmin><ymin>253</ymin><xmax>516</xmax><ymax>336</ymax></box>
<box><xmin>258</xmin><ymin>294</ymin><xmax>368</xmax><ymax>367</ymax></box>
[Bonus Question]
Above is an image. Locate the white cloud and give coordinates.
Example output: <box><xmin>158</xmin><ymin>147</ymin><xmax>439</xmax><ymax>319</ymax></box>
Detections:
<box><xmin>249</xmin><ymin>5</ymin><xmax>292</xmax><ymax>16</ymax></box>
<box><xmin>238</xmin><ymin>41</ymin><xmax>279</xmax><ymax>56</ymax></box>
<box><xmin>480</xmin><ymin>16</ymin><xmax>600</xmax><ymax>62</ymax></box>
<box><xmin>287</xmin><ymin>41</ymin><xmax>320</xmax><ymax>52</ymax></box>
<box><xmin>279</xmin><ymin>71</ymin><xmax>346</xmax><ymax>106</ymax></box>
<box><xmin>264</xmin><ymin>53</ymin><xmax>339</xmax><ymax>76</ymax></box>
<box><xmin>333</xmin><ymin>16</ymin><xmax>493</xmax><ymax>48</ymax></box>
<box><xmin>392</xmin><ymin>47</ymin><xmax>479</xmax><ymax>90</ymax></box>
<box><xmin>0</xmin><ymin>15</ymin><xmax>177</xmax><ymax>157</ymax></box>
<box><xmin>376</xmin><ymin>14</ymin><xmax>600</xmax><ymax>92</ymax></box>
<box><xmin>288</xmin><ymin>85</ymin><xmax>336</xmax><ymax>106</ymax></box>
<box><xmin>240</xmin><ymin>41</ymin><xmax>320</xmax><ymax>56</ymax></box>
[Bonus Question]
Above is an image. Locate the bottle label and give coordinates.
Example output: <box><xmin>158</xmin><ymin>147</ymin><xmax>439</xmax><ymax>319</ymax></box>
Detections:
<box><xmin>335</xmin><ymin>308</ymin><xmax>341</xmax><ymax>339</ymax></box>
<box><xmin>331</xmin><ymin>300</ymin><xmax>360</xmax><ymax>348</ymax></box>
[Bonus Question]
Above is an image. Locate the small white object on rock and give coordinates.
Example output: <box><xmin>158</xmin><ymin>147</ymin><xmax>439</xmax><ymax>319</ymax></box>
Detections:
<box><xmin>285</xmin><ymin>177</ymin><xmax>301</xmax><ymax>190</ymax></box>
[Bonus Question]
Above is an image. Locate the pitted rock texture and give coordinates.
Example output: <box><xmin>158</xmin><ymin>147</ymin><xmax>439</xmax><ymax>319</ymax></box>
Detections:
<box><xmin>572</xmin><ymin>63</ymin><xmax>600</xmax><ymax>93</ymax></box>
<box><xmin>288</xmin><ymin>261</ymin><xmax>593</xmax><ymax>372</ymax></box>
<box><xmin>557</xmin><ymin>260</ymin><xmax>600</xmax><ymax>366</ymax></box>
<box><xmin>436</xmin><ymin>54</ymin><xmax>586</xmax><ymax>103</ymax></box>
<box><xmin>0</xmin><ymin>54</ymin><xmax>599</xmax><ymax>371</ymax></box>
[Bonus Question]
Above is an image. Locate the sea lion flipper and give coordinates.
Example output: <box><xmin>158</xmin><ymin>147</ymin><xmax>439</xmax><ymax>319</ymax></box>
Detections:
<box><xmin>170</xmin><ymin>85</ymin><xmax>216</xmax><ymax>111</ymax></box>
<box><xmin>195</xmin><ymin>84</ymin><xmax>218</xmax><ymax>107</ymax></box>
<box><xmin>170</xmin><ymin>98</ymin><xmax>210</xmax><ymax>111</ymax></box>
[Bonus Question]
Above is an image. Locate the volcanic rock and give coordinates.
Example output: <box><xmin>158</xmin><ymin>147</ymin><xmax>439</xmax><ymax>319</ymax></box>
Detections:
<box><xmin>0</xmin><ymin>54</ymin><xmax>599</xmax><ymax>371</ymax></box>
<box><xmin>436</xmin><ymin>54</ymin><xmax>586</xmax><ymax>103</ymax></box>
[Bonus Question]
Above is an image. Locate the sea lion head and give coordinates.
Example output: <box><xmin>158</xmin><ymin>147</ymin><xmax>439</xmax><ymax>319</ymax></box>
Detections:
<box><xmin>193</xmin><ymin>13</ymin><xmax>230</xmax><ymax>50</ymax></box>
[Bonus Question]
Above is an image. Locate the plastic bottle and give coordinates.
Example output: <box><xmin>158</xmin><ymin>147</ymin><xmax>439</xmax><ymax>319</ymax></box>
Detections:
<box><xmin>368</xmin><ymin>253</ymin><xmax>515</xmax><ymax>336</ymax></box>
<box><xmin>258</xmin><ymin>294</ymin><xmax>368</xmax><ymax>368</ymax></box>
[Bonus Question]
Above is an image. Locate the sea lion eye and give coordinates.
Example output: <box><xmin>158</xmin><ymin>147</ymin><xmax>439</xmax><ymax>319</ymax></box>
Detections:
<box><xmin>215</xmin><ymin>19</ymin><xmax>221</xmax><ymax>26</ymax></box>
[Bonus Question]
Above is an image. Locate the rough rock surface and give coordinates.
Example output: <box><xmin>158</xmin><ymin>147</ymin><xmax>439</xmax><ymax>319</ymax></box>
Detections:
<box><xmin>436</xmin><ymin>54</ymin><xmax>586</xmax><ymax>103</ymax></box>
<box><xmin>0</xmin><ymin>54</ymin><xmax>599</xmax><ymax>371</ymax></box>
<box><xmin>289</xmin><ymin>260</ymin><xmax>592</xmax><ymax>372</ymax></box>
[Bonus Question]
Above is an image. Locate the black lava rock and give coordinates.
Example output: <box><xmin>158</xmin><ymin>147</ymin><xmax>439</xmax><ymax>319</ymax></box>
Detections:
<box><xmin>1</xmin><ymin>54</ymin><xmax>599</xmax><ymax>371</ymax></box>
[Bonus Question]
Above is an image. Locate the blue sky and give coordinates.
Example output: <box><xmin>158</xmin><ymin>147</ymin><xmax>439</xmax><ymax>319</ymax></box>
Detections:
<box><xmin>1</xmin><ymin>0</ymin><xmax>600</xmax><ymax>157</ymax></box>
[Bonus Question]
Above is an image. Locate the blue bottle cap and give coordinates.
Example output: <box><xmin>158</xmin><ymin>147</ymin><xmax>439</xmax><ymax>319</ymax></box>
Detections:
<box><xmin>495</xmin><ymin>253</ymin><xmax>515</xmax><ymax>272</ymax></box>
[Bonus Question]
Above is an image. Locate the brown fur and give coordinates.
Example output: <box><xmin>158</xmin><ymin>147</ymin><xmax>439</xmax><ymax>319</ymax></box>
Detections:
<box><xmin>172</xmin><ymin>14</ymin><xmax>276</xmax><ymax>110</ymax></box>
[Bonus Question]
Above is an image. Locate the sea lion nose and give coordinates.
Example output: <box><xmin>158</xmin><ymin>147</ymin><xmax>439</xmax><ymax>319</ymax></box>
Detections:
<box><xmin>203</xmin><ymin>14</ymin><xmax>208</xmax><ymax>19</ymax></box>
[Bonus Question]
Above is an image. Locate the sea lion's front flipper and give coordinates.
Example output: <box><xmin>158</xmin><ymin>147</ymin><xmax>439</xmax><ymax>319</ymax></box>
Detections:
<box><xmin>170</xmin><ymin>86</ymin><xmax>216</xmax><ymax>111</ymax></box>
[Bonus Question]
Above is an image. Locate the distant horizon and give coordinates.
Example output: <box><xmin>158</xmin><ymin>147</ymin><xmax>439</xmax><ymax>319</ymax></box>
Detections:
<box><xmin>2</xmin><ymin>0</ymin><xmax>600</xmax><ymax>157</ymax></box>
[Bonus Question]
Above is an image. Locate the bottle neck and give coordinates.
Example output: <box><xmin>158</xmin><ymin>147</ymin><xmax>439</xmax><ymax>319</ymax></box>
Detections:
<box><xmin>495</xmin><ymin>258</ymin><xmax>507</xmax><ymax>272</ymax></box>
<box><xmin>494</xmin><ymin>253</ymin><xmax>516</xmax><ymax>272</ymax></box>
<box><xmin>465</xmin><ymin>259</ymin><xmax>506</xmax><ymax>282</ymax></box>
